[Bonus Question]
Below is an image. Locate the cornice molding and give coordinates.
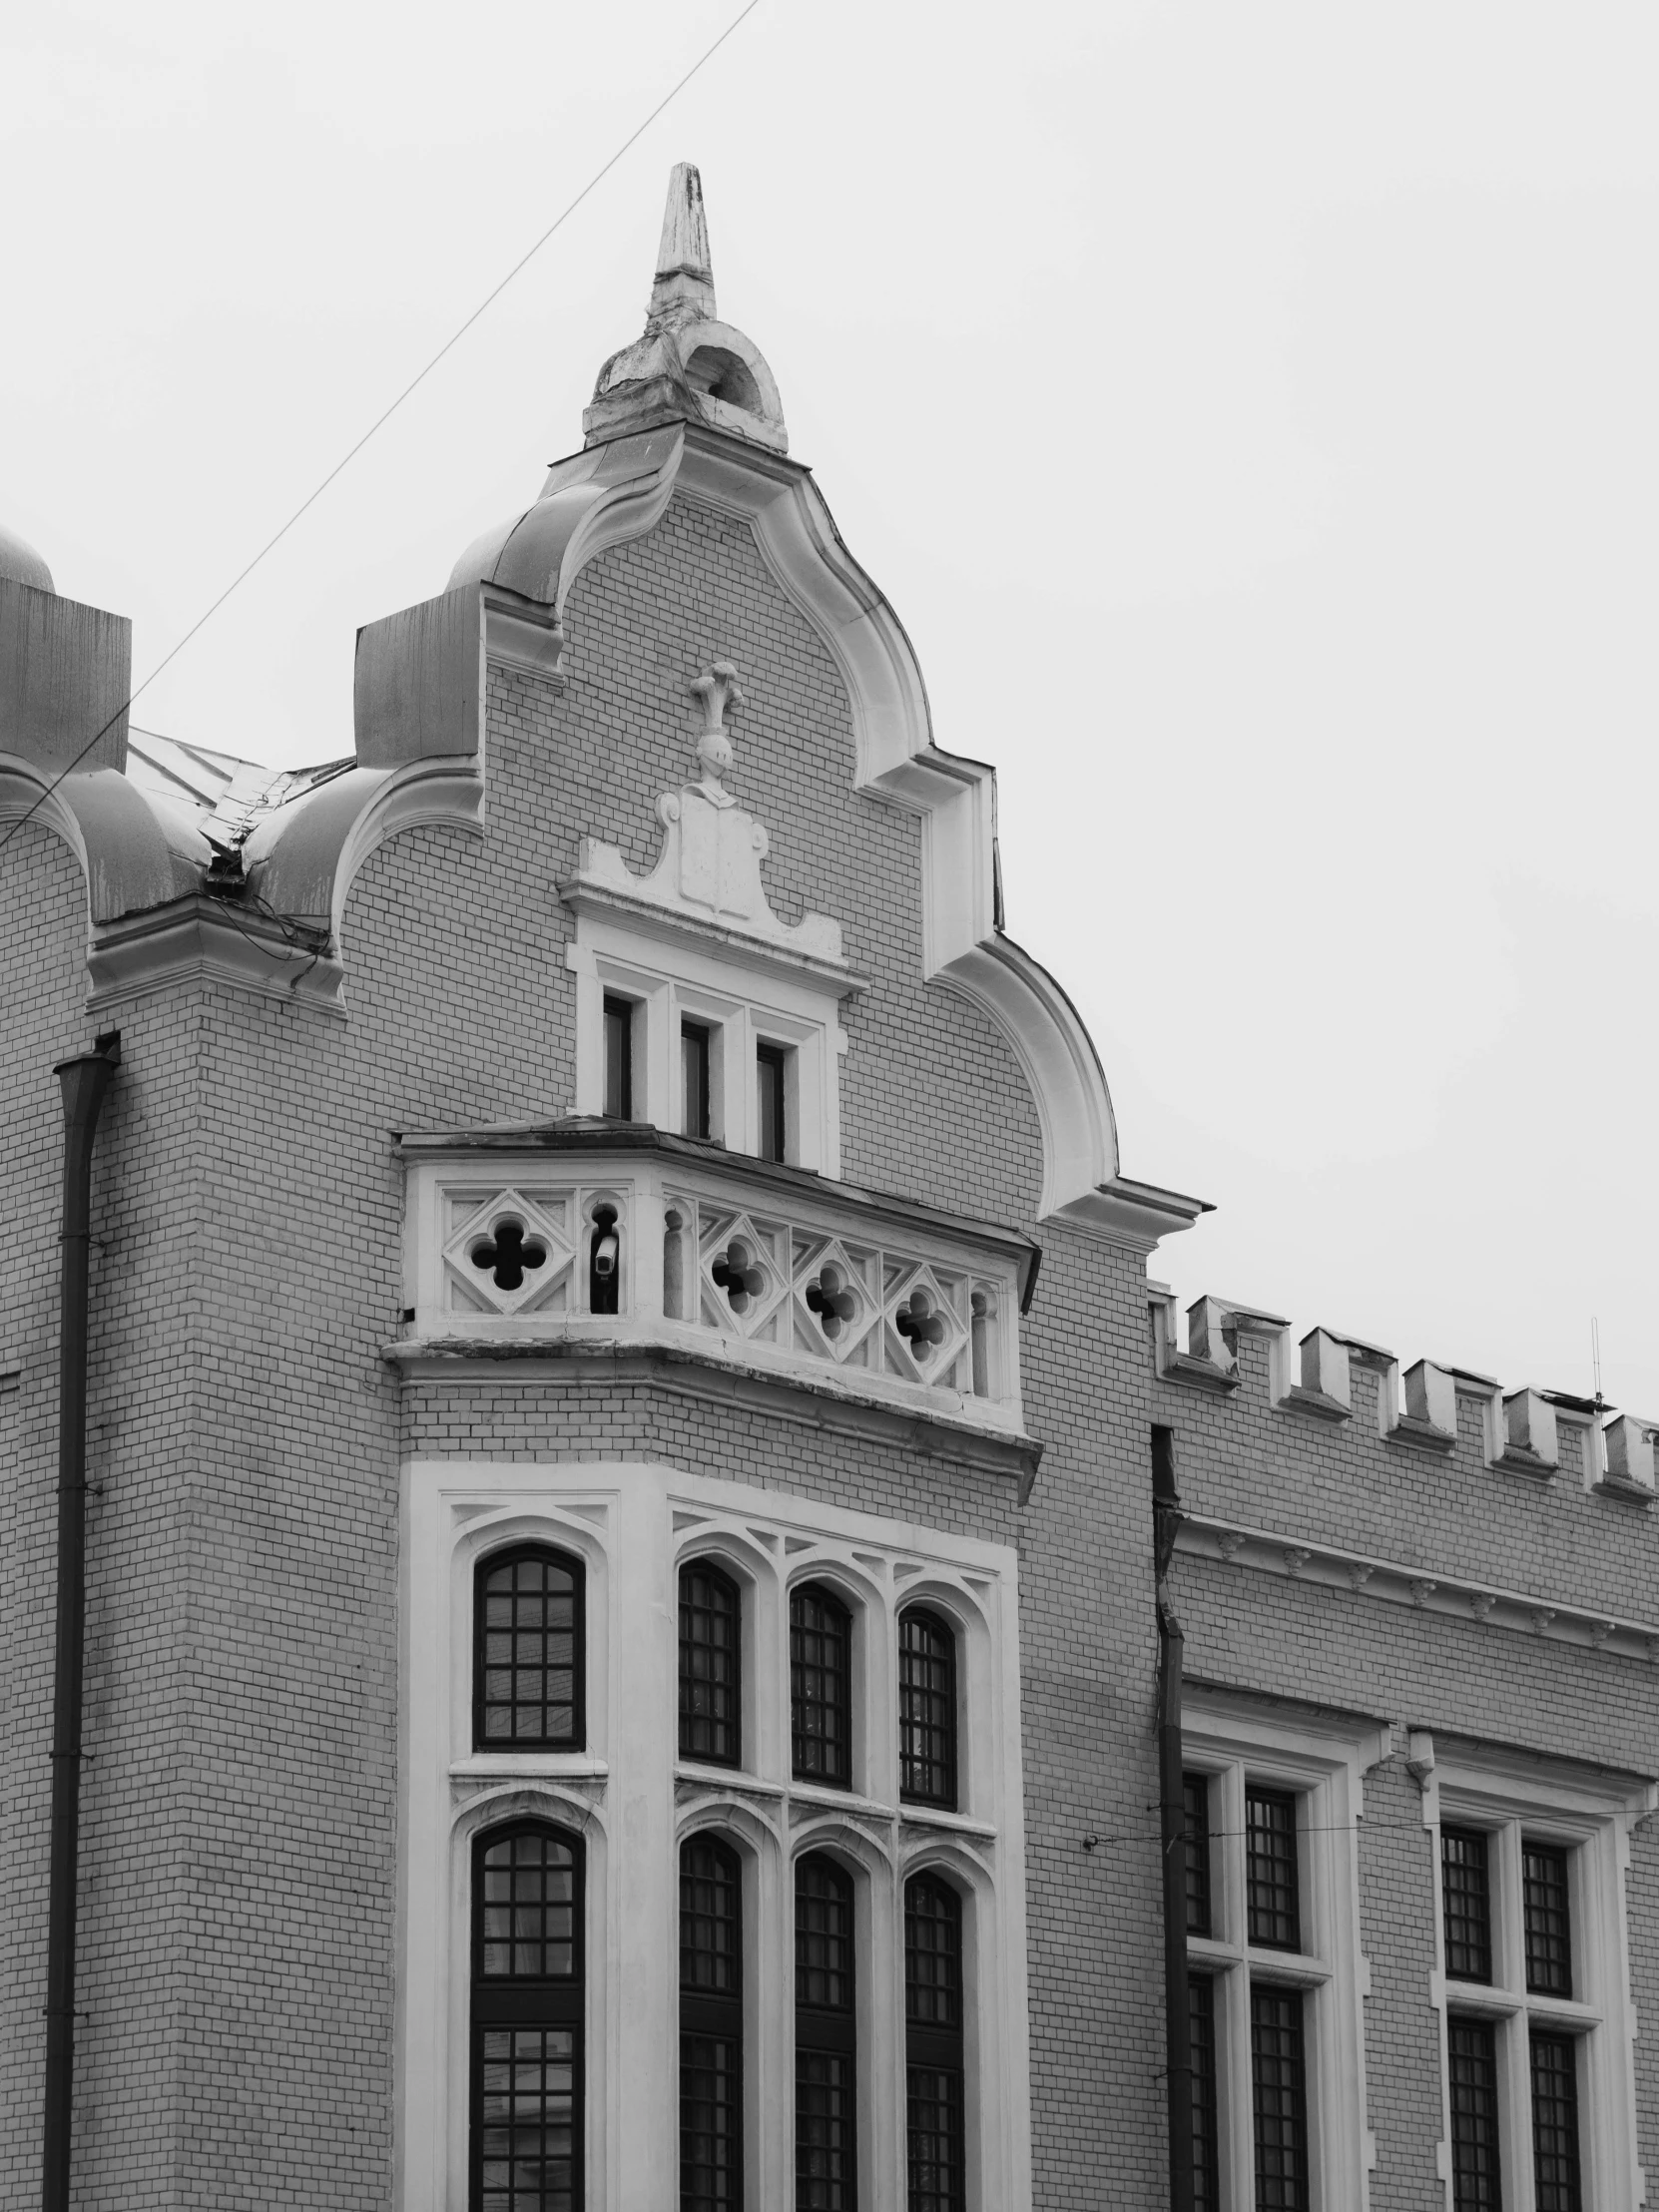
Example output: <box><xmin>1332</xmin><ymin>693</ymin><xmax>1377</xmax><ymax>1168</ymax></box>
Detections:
<box><xmin>1175</xmin><ymin>1513</ymin><xmax>1659</xmax><ymax>1664</ymax></box>
<box><xmin>381</xmin><ymin>1335</ymin><xmax>1042</xmax><ymax>1493</ymax></box>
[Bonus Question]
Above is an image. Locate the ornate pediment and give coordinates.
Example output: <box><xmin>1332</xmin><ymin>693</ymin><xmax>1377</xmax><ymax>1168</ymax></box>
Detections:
<box><xmin>563</xmin><ymin>661</ymin><xmax>846</xmax><ymax>973</ymax></box>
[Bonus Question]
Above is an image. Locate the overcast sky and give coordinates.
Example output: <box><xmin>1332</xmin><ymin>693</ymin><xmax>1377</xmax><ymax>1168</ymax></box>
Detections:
<box><xmin>5</xmin><ymin>3</ymin><xmax>1656</xmax><ymax>1418</ymax></box>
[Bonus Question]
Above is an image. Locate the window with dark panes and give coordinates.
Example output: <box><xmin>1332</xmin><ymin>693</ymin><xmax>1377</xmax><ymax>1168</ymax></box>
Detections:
<box><xmin>1447</xmin><ymin>2018</ymin><xmax>1501</xmax><ymax>2212</ymax></box>
<box><xmin>1189</xmin><ymin>1974</ymin><xmax>1220</xmax><ymax>2209</ymax></box>
<box><xmin>681</xmin><ymin>1838</ymin><xmax>744</xmax><ymax>2212</ymax></box>
<box><xmin>791</xmin><ymin>1583</ymin><xmax>851</xmax><ymax>1788</ymax></box>
<box><xmin>757</xmin><ymin>1041</ymin><xmax>788</xmax><ymax>1163</ymax></box>
<box><xmin>683</xmin><ymin>1021</ymin><xmax>712</xmax><ymax>1141</ymax></box>
<box><xmin>1530</xmin><ymin>2031</ymin><xmax>1583</xmax><ymax>2212</ymax></box>
<box><xmin>1183</xmin><ymin>1772</ymin><xmax>1212</xmax><ymax>1937</ymax></box>
<box><xmin>897</xmin><ymin>1610</ymin><xmax>956</xmax><ymax>1809</ymax></box>
<box><xmin>1441</xmin><ymin>1828</ymin><xmax>1493</xmax><ymax>1983</ymax></box>
<box><xmin>1523</xmin><ymin>1844</ymin><xmax>1573</xmax><ymax>1997</ymax></box>
<box><xmin>903</xmin><ymin>1875</ymin><xmax>964</xmax><ymax>2212</ymax></box>
<box><xmin>796</xmin><ymin>1855</ymin><xmax>856</xmax><ymax>2210</ymax></box>
<box><xmin>680</xmin><ymin>1563</ymin><xmax>742</xmax><ymax>1768</ymax></box>
<box><xmin>603</xmin><ymin>994</ymin><xmax>634</xmax><ymax>1120</ymax></box>
<box><xmin>1246</xmin><ymin>1789</ymin><xmax>1301</xmax><ymax>1951</ymax></box>
<box><xmin>1250</xmin><ymin>1985</ymin><xmax>1309</xmax><ymax>2211</ymax></box>
<box><xmin>471</xmin><ymin>1822</ymin><xmax>583</xmax><ymax>2212</ymax></box>
<box><xmin>475</xmin><ymin>1546</ymin><xmax>583</xmax><ymax>1751</ymax></box>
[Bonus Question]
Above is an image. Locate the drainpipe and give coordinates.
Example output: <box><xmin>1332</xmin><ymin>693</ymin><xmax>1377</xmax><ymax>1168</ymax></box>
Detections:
<box><xmin>1153</xmin><ymin>1423</ymin><xmax>1194</xmax><ymax>2212</ymax></box>
<box><xmin>42</xmin><ymin>1035</ymin><xmax>119</xmax><ymax>2212</ymax></box>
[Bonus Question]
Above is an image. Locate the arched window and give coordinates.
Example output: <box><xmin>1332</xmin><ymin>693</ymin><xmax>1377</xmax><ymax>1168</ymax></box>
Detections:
<box><xmin>475</xmin><ymin>1545</ymin><xmax>584</xmax><ymax>1751</ymax></box>
<box><xmin>796</xmin><ymin>1854</ymin><xmax>856</xmax><ymax>2210</ymax></box>
<box><xmin>680</xmin><ymin>1563</ymin><xmax>743</xmax><ymax>1768</ymax></box>
<box><xmin>790</xmin><ymin>1584</ymin><xmax>851</xmax><ymax>1788</ymax></box>
<box><xmin>681</xmin><ymin>1837</ymin><xmax>745</xmax><ymax>2210</ymax></box>
<box><xmin>897</xmin><ymin>1610</ymin><xmax>957</xmax><ymax>1810</ymax></box>
<box><xmin>472</xmin><ymin>1822</ymin><xmax>584</xmax><ymax>2212</ymax></box>
<box><xmin>904</xmin><ymin>1875</ymin><xmax>964</xmax><ymax>2212</ymax></box>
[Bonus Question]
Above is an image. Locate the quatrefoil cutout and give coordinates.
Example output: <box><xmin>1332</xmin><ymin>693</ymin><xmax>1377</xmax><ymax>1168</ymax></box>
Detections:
<box><xmin>440</xmin><ymin>1188</ymin><xmax>576</xmax><ymax>1316</ymax></box>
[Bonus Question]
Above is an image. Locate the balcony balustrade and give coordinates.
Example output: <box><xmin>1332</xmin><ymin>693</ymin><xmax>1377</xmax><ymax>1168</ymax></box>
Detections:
<box><xmin>393</xmin><ymin>1125</ymin><xmax>1037</xmax><ymax>1452</ymax></box>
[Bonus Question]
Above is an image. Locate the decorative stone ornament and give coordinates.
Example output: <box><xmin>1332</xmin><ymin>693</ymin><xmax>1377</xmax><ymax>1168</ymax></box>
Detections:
<box><xmin>566</xmin><ymin>661</ymin><xmax>845</xmax><ymax>964</ymax></box>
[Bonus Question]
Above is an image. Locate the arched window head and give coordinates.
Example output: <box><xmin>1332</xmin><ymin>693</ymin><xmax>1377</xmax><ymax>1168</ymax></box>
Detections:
<box><xmin>796</xmin><ymin>1853</ymin><xmax>856</xmax><ymax>2209</ymax></box>
<box><xmin>680</xmin><ymin>1562</ymin><xmax>743</xmax><ymax>1769</ymax></box>
<box><xmin>791</xmin><ymin>1583</ymin><xmax>852</xmax><ymax>1789</ymax></box>
<box><xmin>472</xmin><ymin>1821</ymin><xmax>584</xmax><ymax>2212</ymax></box>
<box><xmin>681</xmin><ymin>1836</ymin><xmax>745</xmax><ymax>2211</ymax></box>
<box><xmin>474</xmin><ymin>1544</ymin><xmax>585</xmax><ymax>1752</ymax></box>
<box><xmin>904</xmin><ymin>1873</ymin><xmax>964</xmax><ymax>2212</ymax></box>
<box><xmin>897</xmin><ymin>1609</ymin><xmax>957</xmax><ymax>1810</ymax></box>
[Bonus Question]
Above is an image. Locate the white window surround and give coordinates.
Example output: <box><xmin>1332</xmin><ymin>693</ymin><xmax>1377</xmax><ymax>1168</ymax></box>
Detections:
<box><xmin>564</xmin><ymin>870</ymin><xmax>860</xmax><ymax>1179</ymax></box>
<box><xmin>1416</xmin><ymin>1737</ymin><xmax>1655</xmax><ymax>2212</ymax></box>
<box><xmin>396</xmin><ymin>1457</ymin><xmax>1031</xmax><ymax>2212</ymax></box>
<box><xmin>1183</xmin><ymin>1693</ymin><xmax>1387</xmax><ymax>2211</ymax></box>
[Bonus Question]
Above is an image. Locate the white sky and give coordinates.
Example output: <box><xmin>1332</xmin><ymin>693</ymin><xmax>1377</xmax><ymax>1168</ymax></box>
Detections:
<box><xmin>5</xmin><ymin>3</ymin><xmax>1656</xmax><ymax>1416</ymax></box>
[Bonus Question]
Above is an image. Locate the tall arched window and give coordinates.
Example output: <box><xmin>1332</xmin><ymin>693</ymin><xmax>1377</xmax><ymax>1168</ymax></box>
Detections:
<box><xmin>791</xmin><ymin>1584</ymin><xmax>851</xmax><ymax>1788</ymax></box>
<box><xmin>472</xmin><ymin>1822</ymin><xmax>584</xmax><ymax>2212</ymax></box>
<box><xmin>475</xmin><ymin>1545</ymin><xmax>585</xmax><ymax>1751</ymax></box>
<box><xmin>897</xmin><ymin>1610</ymin><xmax>957</xmax><ymax>1809</ymax></box>
<box><xmin>680</xmin><ymin>1563</ymin><xmax>743</xmax><ymax>1768</ymax></box>
<box><xmin>904</xmin><ymin>1874</ymin><xmax>964</xmax><ymax>2212</ymax></box>
<box><xmin>681</xmin><ymin>1837</ymin><xmax>745</xmax><ymax>2210</ymax></box>
<box><xmin>795</xmin><ymin>1854</ymin><xmax>856</xmax><ymax>2210</ymax></box>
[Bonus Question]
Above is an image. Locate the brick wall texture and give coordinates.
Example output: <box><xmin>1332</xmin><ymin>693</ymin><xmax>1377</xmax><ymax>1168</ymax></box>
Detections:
<box><xmin>2</xmin><ymin>477</ymin><xmax>1655</xmax><ymax>2209</ymax></box>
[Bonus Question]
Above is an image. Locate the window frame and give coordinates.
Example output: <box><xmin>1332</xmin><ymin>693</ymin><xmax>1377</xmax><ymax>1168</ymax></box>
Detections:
<box><xmin>681</xmin><ymin>1834</ymin><xmax>746</xmax><ymax>2212</ymax></box>
<box><xmin>897</xmin><ymin>1607</ymin><xmax>958</xmax><ymax>1812</ymax></box>
<box><xmin>903</xmin><ymin>1871</ymin><xmax>967</xmax><ymax>2212</ymax></box>
<box><xmin>603</xmin><ymin>992</ymin><xmax>637</xmax><ymax>1121</ymax></box>
<box><xmin>1430</xmin><ymin>1745</ymin><xmax>1651</xmax><ymax>2212</ymax></box>
<box><xmin>680</xmin><ymin>1557</ymin><xmax>745</xmax><ymax>1771</ymax></box>
<box><xmin>795</xmin><ymin>1850</ymin><xmax>859</xmax><ymax>2210</ymax></box>
<box><xmin>1182</xmin><ymin>1695</ymin><xmax>1384</xmax><ymax>2210</ymax></box>
<box><xmin>790</xmin><ymin>1580</ymin><xmax>855</xmax><ymax>1792</ymax></box>
<box><xmin>469</xmin><ymin>1818</ymin><xmax>586</xmax><ymax>2212</ymax></box>
<box><xmin>472</xmin><ymin>1541</ymin><xmax>588</xmax><ymax>1755</ymax></box>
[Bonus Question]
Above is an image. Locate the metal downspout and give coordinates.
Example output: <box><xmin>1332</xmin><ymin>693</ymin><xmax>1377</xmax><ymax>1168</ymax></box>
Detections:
<box><xmin>1153</xmin><ymin>1422</ymin><xmax>1195</xmax><ymax>2212</ymax></box>
<box><xmin>42</xmin><ymin>1036</ymin><xmax>119</xmax><ymax>2212</ymax></box>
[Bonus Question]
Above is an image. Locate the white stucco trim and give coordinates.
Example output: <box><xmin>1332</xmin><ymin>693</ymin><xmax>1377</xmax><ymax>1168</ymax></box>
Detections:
<box><xmin>1182</xmin><ymin>1692</ymin><xmax>1387</xmax><ymax>2212</ymax></box>
<box><xmin>397</xmin><ymin>1459</ymin><xmax>1031</xmax><ymax>2212</ymax></box>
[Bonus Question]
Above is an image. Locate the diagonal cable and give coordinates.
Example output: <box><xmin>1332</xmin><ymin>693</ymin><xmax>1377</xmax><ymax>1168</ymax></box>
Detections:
<box><xmin>0</xmin><ymin>0</ymin><xmax>763</xmax><ymax>863</ymax></box>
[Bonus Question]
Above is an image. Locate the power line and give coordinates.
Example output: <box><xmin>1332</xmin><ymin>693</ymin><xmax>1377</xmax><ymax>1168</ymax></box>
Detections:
<box><xmin>0</xmin><ymin>0</ymin><xmax>764</xmax><ymax>867</ymax></box>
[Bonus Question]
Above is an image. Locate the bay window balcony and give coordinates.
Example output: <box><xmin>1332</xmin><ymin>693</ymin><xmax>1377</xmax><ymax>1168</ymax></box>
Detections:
<box><xmin>389</xmin><ymin>1124</ymin><xmax>1039</xmax><ymax>1479</ymax></box>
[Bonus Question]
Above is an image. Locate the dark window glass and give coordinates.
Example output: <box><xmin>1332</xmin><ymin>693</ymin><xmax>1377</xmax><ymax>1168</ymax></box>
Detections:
<box><xmin>1189</xmin><ymin>1975</ymin><xmax>1220</xmax><ymax>2210</ymax></box>
<box><xmin>603</xmin><ymin>994</ymin><xmax>633</xmax><ymax>1120</ymax></box>
<box><xmin>681</xmin><ymin>1839</ymin><xmax>743</xmax><ymax>2212</ymax></box>
<box><xmin>797</xmin><ymin>1856</ymin><xmax>855</xmax><ymax>2210</ymax></box>
<box><xmin>471</xmin><ymin>1823</ymin><xmax>583</xmax><ymax>2212</ymax></box>
<box><xmin>1442</xmin><ymin>1828</ymin><xmax>1494</xmax><ymax>1984</ymax></box>
<box><xmin>1246</xmin><ymin>1790</ymin><xmax>1301</xmax><ymax>1951</ymax></box>
<box><xmin>1448</xmin><ymin>2017</ymin><xmax>1502</xmax><ymax>2211</ymax></box>
<box><xmin>475</xmin><ymin>1546</ymin><xmax>583</xmax><ymax>1751</ymax></box>
<box><xmin>758</xmin><ymin>1042</ymin><xmax>788</xmax><ymax>1163</ymax></box>
<box><xmin>680</xmin><ymin>1564</ymin><xmax>742</xmax><ymax>1768</ymax></box>
<box><xmin>683</xmin><ymin>1021</ymin><xmax>712</xmax><ymax>1140</ymax></box>
<box><xmin>1251</xmin><ymin>1985</ymin><xmax>1309</xmax><ymax>2211</ymax></box>
<box><xmin>1531</xmin><ymin>2031</ymin><xmax>1583</xmax><ymax>2212</ymax></box>
<box><xmin>898</xmin><ymin>1610</ymin><xmax>957</xmax><ymax>1809</ymax></box>
<box><xmin>1184</xmin><ymin>1773</ymin><xmax>1212</xmax><ymax>1937</ymax></box>
<box><xmin>905</xmin><ymin>2066</ymin><xmax>963</xmax><ymax>2212</ymax></box>
<box><xmin>1523</xmin><ymin>1844</ymin><xmax>1573</xmax><ymax>1997</ymax></box>
<box><xmin>904</xmin><ymin>1875</ymin><xmax>963</xmax><ymax>2212</ymax></box>
<box><xmin>791</xmin><ymin>1584</ymin><xmax>852</xmax><ymax>1788</ymax></box>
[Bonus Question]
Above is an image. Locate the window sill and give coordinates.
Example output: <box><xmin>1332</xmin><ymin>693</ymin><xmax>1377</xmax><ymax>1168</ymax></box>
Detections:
<box><xmin>676</xmin><ymin>1763</ymin><xmax>785</xmax><ymax>1798</ymax></box>
<box><xmin>1187</xmin><ymin>1935</ymin><xmax>1334</xmax><ymax>1988</ymax></box>
<box><xmin>790</xmin><ymin>1781</ymin><xmax>896</xmax><ymax>1820</ymax></box>
<box><xmin>898</xmin><ymin>1804</ymin><xmax>997</xmax><ymax>1840</ymax></box>
<box><xmin>1441</xmin><ymin>1977</ymin><xmax>1603</xmax><ymax>2032</ymax></box>
<box><xmin>449</xmin><ymin>1754</ymin><xmax>610</xmax><ymax>1780</ymax></box>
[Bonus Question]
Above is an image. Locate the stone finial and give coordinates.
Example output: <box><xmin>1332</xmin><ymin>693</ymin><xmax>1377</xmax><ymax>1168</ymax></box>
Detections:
<box><xmin>650</xmin><ymin>163</ymin><xmax>717</xmax><ymax>329</ymax></box>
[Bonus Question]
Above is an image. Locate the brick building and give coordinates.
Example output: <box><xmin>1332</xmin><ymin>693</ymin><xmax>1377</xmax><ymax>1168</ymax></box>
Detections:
<box><xmin>2</xmin><ymin>164</ymin><xmax>1655</xmax><ymax>2211</ymax></box>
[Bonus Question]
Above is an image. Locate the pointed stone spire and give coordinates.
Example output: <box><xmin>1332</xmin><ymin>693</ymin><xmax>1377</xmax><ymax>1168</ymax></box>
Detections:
<box><xmin>649</xmin><ymin>163</ymin><xmax>717</xmax><ymax>329</ymax></box>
